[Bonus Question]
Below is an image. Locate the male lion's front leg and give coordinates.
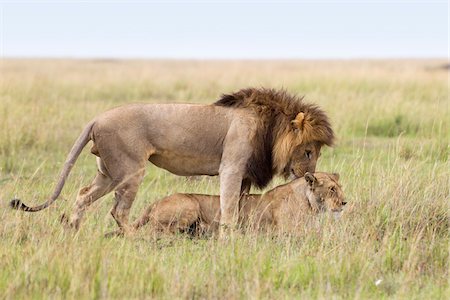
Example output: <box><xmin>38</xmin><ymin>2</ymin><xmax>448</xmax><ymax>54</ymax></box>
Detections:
<box><xmin>219</xmin><ymin>168</ymin><xmax>244</xmax><ymax>235</ymax></box>
<box><xmin>219</xmin><ymin>118</ymin><xmax>253</xmax><ymax>236</ymax></box>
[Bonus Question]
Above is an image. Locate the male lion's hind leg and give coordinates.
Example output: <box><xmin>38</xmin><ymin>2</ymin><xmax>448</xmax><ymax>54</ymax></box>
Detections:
<box><xmin>61</xmin><ymin>171</ymin><xmax>115</xmax><ymax>231</ymax></box>
<box><xmin>108</xmin><ymin>167</ymin><xmax>146</xmax><ymax>236</ymax></box>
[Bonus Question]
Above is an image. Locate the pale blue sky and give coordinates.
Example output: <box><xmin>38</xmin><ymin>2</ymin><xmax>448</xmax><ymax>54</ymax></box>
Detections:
<box><xmin>1</xmin><ymin>1</ymin><xmax>448</xmax><ymax>59</ymax></box>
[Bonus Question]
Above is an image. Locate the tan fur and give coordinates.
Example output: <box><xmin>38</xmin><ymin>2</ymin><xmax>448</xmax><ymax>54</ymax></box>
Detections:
<box><xmin>11</xmin><ymin>88</ymin><xmax>334</xmax><ymax>234</ymax></box>
<box><xmin>131</xmin><ymin>172</ymin><xmax>346</xmax><ymax>235</ymax></box>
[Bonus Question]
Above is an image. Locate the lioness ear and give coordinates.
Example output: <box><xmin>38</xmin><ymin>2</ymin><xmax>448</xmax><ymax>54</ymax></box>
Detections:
<box><xmin>332</xmin><ymin>173</ymin><xmax>340</xmax><ymax>181</ymax></box>
<box><xmin>305</xmin><ymin>172</ymin><xmax>317</xmax><ymax>187</ymax></box>
<box><xmin>291</xmin><ymin>112</ymin><xmax>305</xmax><ymax>130</ymax></box>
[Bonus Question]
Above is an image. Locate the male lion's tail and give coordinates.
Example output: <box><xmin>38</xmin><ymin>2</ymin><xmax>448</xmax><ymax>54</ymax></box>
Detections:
<box><xmin>10</xmin><ymin>121</ymin><xmax>95</xmax><ymax>212</ymax></box>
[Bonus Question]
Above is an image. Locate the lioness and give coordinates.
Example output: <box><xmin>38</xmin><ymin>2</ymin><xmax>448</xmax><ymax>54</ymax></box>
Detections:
<box><xmin>131</xmin><ymin>172</ymin><xmax>346</xmax><ymax>235</ymax></box>
<box><xmin>11</xmin><ymin>88</ymin><xmax>334</xmax><ymax>234</ymax></box>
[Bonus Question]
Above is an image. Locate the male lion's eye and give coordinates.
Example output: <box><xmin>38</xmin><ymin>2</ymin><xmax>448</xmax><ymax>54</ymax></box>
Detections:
<box><xmin>305</xmin><ymin>150</ymin><xmax>312</xmax><ymax>160</ymax></box>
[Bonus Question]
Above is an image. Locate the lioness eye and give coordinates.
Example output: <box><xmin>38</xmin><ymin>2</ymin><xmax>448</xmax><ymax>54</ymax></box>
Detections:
<box><xmin>329</xmin><ymin>186</ymin><xmax>336</xmax><ymax>193</ymax></box>
<box><xmin>305</xmin><ymin>150</ymin><xmax>312</xmax><ymax>160</ymax></box>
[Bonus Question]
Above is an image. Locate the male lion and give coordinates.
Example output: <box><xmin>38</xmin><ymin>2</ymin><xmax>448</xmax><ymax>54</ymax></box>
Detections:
<box><xmin>130</xmin><ymin>172</ymin><xmax>346</xmax><ymax>235</ymax></box>
<box><xmin>10</xmin><ymin>88</ymin><xmax>334</xmax><ymax>234</ymax></box>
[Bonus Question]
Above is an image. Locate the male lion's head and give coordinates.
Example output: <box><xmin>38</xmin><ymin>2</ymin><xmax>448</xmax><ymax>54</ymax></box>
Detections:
<box><xmin>283</xmin><ymin>141</ymin><xmax>322</xmax><ymax>179</ymax></box>
<box><xmin>265</xmin><ymin>94</ymin><xmax>334</xmax><ymax>183</ymax></box>
<box><xmin>215</xmin><ymin>88</ymin><xmax>334</xmax><ymax>188</ymax></box>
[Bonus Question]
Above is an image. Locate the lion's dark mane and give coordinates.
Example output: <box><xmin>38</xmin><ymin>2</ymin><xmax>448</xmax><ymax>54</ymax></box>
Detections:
<box><xmin>214</xmin><ymin>88</ymin><xmax>334</xmax><ymax>189</ymax></box>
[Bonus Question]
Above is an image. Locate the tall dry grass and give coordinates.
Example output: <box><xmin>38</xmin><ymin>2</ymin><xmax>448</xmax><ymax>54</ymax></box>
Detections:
<box><xmin>0</xmin><ymin>59</ymin><xmax>448</xmax><ymax>299</ymax></box>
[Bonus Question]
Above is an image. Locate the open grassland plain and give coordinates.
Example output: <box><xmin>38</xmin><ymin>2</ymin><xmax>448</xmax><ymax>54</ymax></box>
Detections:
<box><xmin>0</xmin><ymin>59</ymin><xmax>448</xmax><ymax>299</ymax></box>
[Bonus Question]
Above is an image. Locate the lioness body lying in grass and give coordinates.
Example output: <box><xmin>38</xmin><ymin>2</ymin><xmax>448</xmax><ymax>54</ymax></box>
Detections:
<box><xmin>132</xmin><ymin>172</ymin><xmax>346</xmax><ymax>235</ymax></box>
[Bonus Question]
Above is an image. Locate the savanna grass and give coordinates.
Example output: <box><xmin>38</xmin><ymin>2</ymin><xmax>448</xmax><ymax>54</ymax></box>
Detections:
<box><xmin>0</xmin><ymin>59</ymin><xmax>448</xmax><ymax>299</ymax></box>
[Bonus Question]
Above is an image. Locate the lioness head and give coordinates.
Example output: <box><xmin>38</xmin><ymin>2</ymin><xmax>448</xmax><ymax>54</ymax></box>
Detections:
<box><xmin>304</xmin><ymin>172</ymin><xmax>346</xmax><ymax>215</ymax></box>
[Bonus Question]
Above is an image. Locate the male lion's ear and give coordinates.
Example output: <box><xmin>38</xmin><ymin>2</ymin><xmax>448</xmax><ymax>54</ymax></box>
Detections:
<box><xmin>331</xmin><ymin>173</ymin><xmax>340</xmax><ymax>181</ymax></box>
<box><xmin>291</xmin><ymin>112</ymin><xmax>305</xmax><ymax>130</ymax></box>
<box><xmin>305</xmin><ymin>172</ymin><xmax>317</xmax><ymax>187</ymax></box>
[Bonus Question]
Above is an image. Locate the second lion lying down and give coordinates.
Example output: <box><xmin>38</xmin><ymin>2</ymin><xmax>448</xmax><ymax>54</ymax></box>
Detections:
<box><xmin>131</xmin><ymin>172</ymin><xmax>346</xmax><ymax>235</ymax></box>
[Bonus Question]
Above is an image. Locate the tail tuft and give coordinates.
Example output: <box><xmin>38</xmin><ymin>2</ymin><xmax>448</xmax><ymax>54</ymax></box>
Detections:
<box><xmin>10</xmin><ymin>199</ymin><xmax>26</xmax><ymax>210</ymax></box>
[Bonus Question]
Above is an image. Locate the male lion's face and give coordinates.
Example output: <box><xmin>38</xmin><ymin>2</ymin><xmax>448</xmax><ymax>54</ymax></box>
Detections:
<box><xmin>304</xmin><ymin>172</ymin><xmax>346</xmax><ymax>217</ymax></box>
<box><xmin>284</xmin><ymin>142</ymin><xmax>322</xmax><ymax>179</ymax></box>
